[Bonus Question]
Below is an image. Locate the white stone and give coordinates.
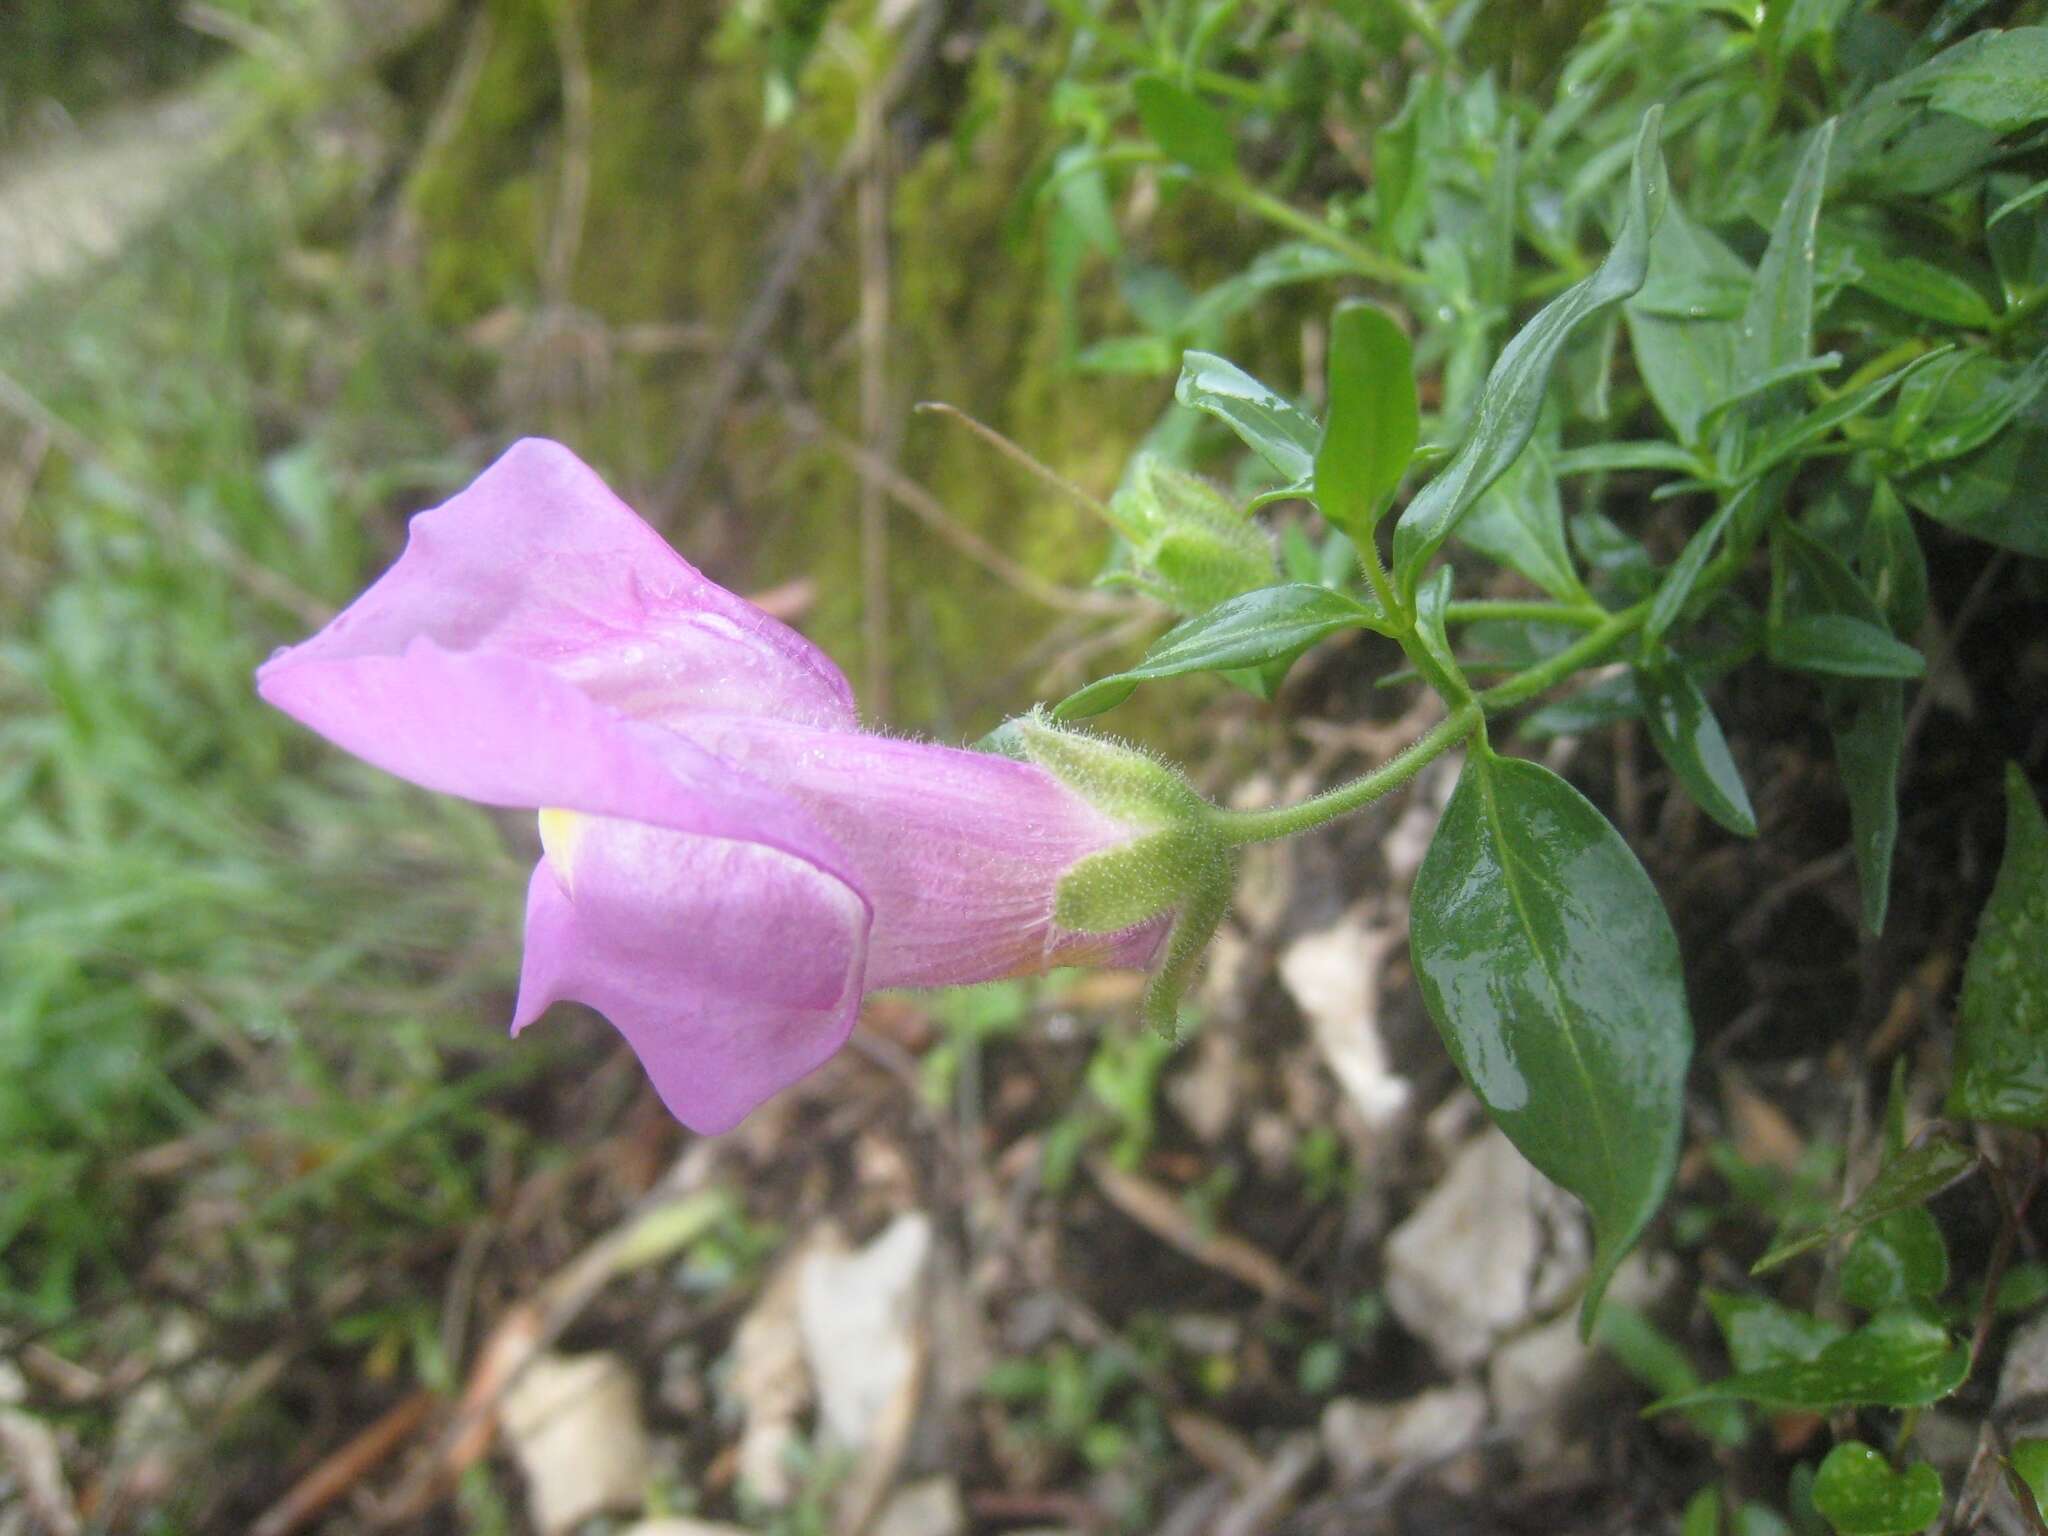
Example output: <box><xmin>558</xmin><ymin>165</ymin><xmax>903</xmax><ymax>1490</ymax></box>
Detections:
<box><xmin>1278</xmin><ymin>911</ymin><xmax>1412</xmax><ymax>1132</ymax></box>
<box><xmin>727</xmin><ymin>1247</ymin><xmax>812</xmax><ymax>1507</ymax></box>
<box><xmin>871</xmin><ymin>1476</ymin><xmax>967</xmax><ymax>1536</ymax></box>
<box><xmin>1383</xmin><ymin>1129</ymin><xmax>1589</xmax><ymax>1371</ymax></box>
<box><xmin>797</xmin><ymin>1212</ymin><xmax>932</xmax><ymax>1452</ymax></box>
<box><xmin>1320</xmin><ymin>1385</ymin><xmax>1488</xmax><ymax>1485</ymax></box>
<box><xmin>500</xmin><ymin>1352</ymin><xmax>652</xmax><ymax>1536</ymax></box>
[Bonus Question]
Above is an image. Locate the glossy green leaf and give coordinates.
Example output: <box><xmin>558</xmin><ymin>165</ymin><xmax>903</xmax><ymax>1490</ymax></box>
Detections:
<box><xmin>1684</xmin><ymin>1489</ymin><xmax>1723</xmax><ymax>1536</ymax></box>
<box><xmin>1132</xmin><ymin>75</ymin><xmax>1236</xmax><ymax>176</ymax></box>
<box><xmin>1917</xmin><ymin>27</ymin><xmax>2048</xmax><ymax>133</ymax></box>
<box><xmin>1645</xmin><ymin>489</ymin><xmax>1748</xmax><ymax>647</ymax></box>
<box><xmin>1753</xmin><ymin>1137</ymin><xmax>1979</xmax><ymax>1273</ymax></box>
<box><xmin>1812</xmin><ymin>1443</ymin><xmax>1945</xmax><ymax>1535</ymax></box>
<box><xmin>1769</xmin><ymin>615</ymin><xmax>1926</xmax><ymax>679</ymax></box>
<box><xmin>1835</xmin><ymin>238</ymin><xmax>1996</xmax><ymax>328</ymax></box>
<box><xmin>1706</xmin><ymin>1290</ymin><xmax>1843</xmax><ymax>1371</ymax></box>
<box><xmin>2008</xmin><ymin>1439</ymin><xmax>2048</xmax><ymax>1525</ymax></box>
<box><xmin>1392</xmin><ymin>109</ymin><xmax>1667</xmax><ymax>598</ymax></box>
<box><xmin>1410</xmin><ymin>751</ymin><xmax>1690</xmax><ymax>1329</ymax></box>
<box><xmin>1860</xmin><ymin>483</ymin><xmax>1929</xmax><ymax>640</ymax></box>
<box><xmin>1456</xmin><ymin>437</ymin><xmax>1586</xmax><ymax>601</ymax></box>
<box><xmin>1518</xmin><ymin>671</ymin><xmax>1644</xmax><ymax>739</ymax></box>
<box><xmin>1053</xmin><ymin>583</ymin><xmax>1385</xmax><ymax>721</ymax></box>
<box><xmin>1176</xmin><ymin>352</ymin><xmax>1322</xmax><ymax>485</ymax></box>
<box><xmin>1736</xmin><ymin>120</ymin><xmax>1835</xmax><ymax>400</ymax></box>
<box><xmin>1741</xmin><ymin>350</ymin><xmax>1952</xmax><ymax>481</ymax></box>
<box><xmin>1641</xmin><ymin>664</ymin><xmax>1757</xmax><ymax>836</ymax></box>
<box><xmin>1897</xmin><ymin>351</ymin><xmax>2048</xmax><ymax>472</ymax></box>
<box><xmin>1899</xmin><ymin>411</ymin><xmax>2048</xmax><ymax>558</ymax></box>
<box><xmin>1626</xmin><ymin>198</ymin><xmax>1750</xmax><ymax>446</ymax></box>
<box><xmin>1650</xmin><ymin>1311</ymin><xmax>1969</xmax><ymax>1413</ymax></box>
<box><xmin>1779</xmin><ymin>528</ymin><xmax>1909</xmax><ymax>933</ymax></box>
<box><xmin>1948</xmin><ymin>764</ymin><xmax>2048</xmax><ymax>1127</ymax></box>
<box><xmin>1553</xmin><ymin>441</ymin><xmax>1706</xmax><ymax>477</ymax></box>
<box><xmin>1989</xmin><ymin>177</ymin><xmax>2048</xmax><ymax>227</ymax></box>
<box><xmin>1839</xmin><ymin>1206</ymin><xmax>1949</xmax><ymax>1311</ymax></box>
<box><xmin>1315</xmin><ymin>304</ymin><xmax>1419</xmax><ymax>542</ymax></box>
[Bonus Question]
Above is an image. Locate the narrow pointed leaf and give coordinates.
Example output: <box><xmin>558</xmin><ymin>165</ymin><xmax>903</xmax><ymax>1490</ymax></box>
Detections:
<box><xmin>1641</xmin><ymin>665</ymin><xmax>1757</xmax><ymax>836</ymax></box>
<box><xmin>1053</xmin><ymin>583</ymin><xmax>1384</xmax><ymax>720</ymax></box>
<box><xmin>1410</xmin><ymin>753</ymin><xmax>1691</xmax><ymax>1331</ymax></box>
<box><xmin>1133</xmin><ymin>75</ymin><xmax>1236</xmax><ymax>177</ymax></box>
<box><xmin>1752</xmin><ymin>1137</ymin><xmax>1979</xmax><ymax>1273</ymax></box>
<box><xmin>1769</xmin><ymin>615</ymin><xmax>1927</xmax><ymax>679</ymax></box>
<box><xmin>1948</xmin><ymin>764</ymin><xmax>2048</xmax><ymax>1126</ymax></box>
<box><xmin>1315</xmin><ymin>304</ymin><xmax>1419</xmax><ymax>541</ymax></box>
<box><xmin>1705</xmin><ymin>1291</ymin><xmax>1843</xmax><ymax>1371</ymax></box>
<box><xmin>1738</xmin><ymin>120</ymin><xmax>1835</xmax><ymax>388</ymax></box>
<box><xmin>1648</xmin><ymin>1311</ymin><xmax>1969</xmax><ymax>1413</ymax></box>
<box><xmin>1392</xmin><ymin>109</ymin><xmax>1667</xmax><ymax>597</ymax></box>
<box><xmin>1176</xmin><ymin>352</ymin><xmax>1322</xmax><ymax>484</ymax></box>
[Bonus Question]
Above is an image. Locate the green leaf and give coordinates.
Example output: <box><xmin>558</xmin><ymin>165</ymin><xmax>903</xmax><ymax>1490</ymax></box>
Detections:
<box><xmin>1410</xmin><ymin>752</ymin><xmax>1691</xmax><ymax>1329</ymax></box>
<box><xmin>1832</xmin><ymin>234</ymin><xmax>1996</xmax><ymax>328</ymax></box>
<box><xmin>1779</xmin><ymin>528</ymin><xmax>1909</xmax><ymax>933</ymax></box>
<box><xmin>1053</xmin><ymin>583</ymin><xmax>1384</xmax><ymax>721</ymax></box>
<box><xmin>1598</xmin><ymin>1302</ymin><xmax>1749</xmax><ymax>1447</ymax></box>
<box><xmin>1649</xmin><ymin>1311</ymin><xmax>1969</xmax><ymax>1413</ymax></box>
<box><xmin>1918</xmin><ymin>27</ymin><xmax>2048</xmax><ymax>133</ymax></box>
<box><xmin>1989</xmin><ymin>177</ymin><xmax>2048</xmax><ymax>228</ymax></box>
<box><xmin>1947</xmin><ymin>764</ymin><xmax>2048</xmax><ymax>1127</ymax></box>
<box><xmin>1553</xmin><ymin>441</ymin><xmax>1706</xmax><ymax>477</ymax></box>
<box><xmin>2008</xmin><ymin>1440</ymin><xmax>2048</xmax><ymax>1525</ymax></box>
<box><xmin>1180</xmin><ymin>242</ymin><xmax>1357</xmax><ymax>336</ymax></box>
<box><xmin>1626</xmin><ymin>198</ymin><xmax>1751</xmax><ymax>446</ymax></box>
<box><xmin>1392</xmin><ymin>108</ymin><xmax>1668</xmax><ymax>598</ymax></box>
<box><xmin>1896</xmin><ymin>351</ymin><xmax>2048</xmax><ymax>471</ymax></box>
<box><xmin>1839</xmin><ymin>1206</ymin><xmax>1949</xmax><ymax>1311</ymax></box>
<box><xmin>1455</xmin><ymin>437</ymin><xmax>1587</xmax><ymax>602</ymax></box>
<box><xmin>1644</xmin><ymin>487</ymin><xmax>1751</xmax><ymax>648</ymax></box>
<box><xmin>1899</xmin><ymin>410</ymin><xmax>2048</xmax><ymax>558</ymax></box>
<box><xmin>1706</xmin><ymin>1291</ymin><xmax>1844</xmax><ymax>1372</ymax></box>
<box><xmin>1812</xmin><ymin>1443</ymin><xmax>1945</xmax><ymax>1535</ymax></box>
<box><xmin>1176</xmin><ymin>352</ymin><xmax>1322</xmax><ymax>485</ymax></box>
<box><xmin>1518</xmin><ymin>671</ymin><xmax>1644</xmax><ymax>739</ymax></box>
<box><xmin>1315</xmin><ymin>304</ymin><xmax>1419</xmax><ymax>542</ymax></box>
<box><xmin>1768</xmin><ymin>615</ymin><xmax>1927</xmax><ymax>679</ymax></box>
<box><xmin>1860</xmin><ymin>483</ymin><xmax>1929</xmax><ymax>640</ymax></box>
<box><xmin>1641</xmin><ymin>664</ymin><xmax>1757</xmax><ymax>836</ymax></box>
<box><xmin>1752</xmin><ymin>1137</ymin><xmax>1979</xmax><ymax>1273</ymax></box>
<box><xmin>1736</xmin><ymin>120</ymin><xmax>1835</xmax><ymax>400</ymax></box>
<box><xmin>1133</xmin><ymin>75</ymin><xmax>1237</xmax><ymax>176</ymax></box>
<box><xmin>1684</xmin><ymin>1488</ymin><xmax>1723</xmax><ymax>1536</ymax></box>
<box><xmin>1741</xmin><ymin>349</ymin><xmax>1953</xmax><ymax>481</ymax></box>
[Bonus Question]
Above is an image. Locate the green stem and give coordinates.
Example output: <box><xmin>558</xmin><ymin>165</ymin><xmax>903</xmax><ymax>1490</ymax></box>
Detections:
<box><xmin>1444</xmin><ymin>598</ymin><xmax>1608</xmax><ymax>629</ymax></box>
<box><xmin>1476</xmin><ymin>600</ymin><xmax>1651</xmax><ymax>710</ymax></box>
<box><xmin>1224</xmin><ymin>182</ymin><xmax>1430</xmax><ymax>292</ymax></box>
<box><xmin>1210</xmin><ymin>703</ymin><xmax>1482</xmax><ymax>845</ymax></box>
<box><xmin>1995</xmin><ymin>283</ymin><xmax>2048</xmax><ymax>337</ymax></box>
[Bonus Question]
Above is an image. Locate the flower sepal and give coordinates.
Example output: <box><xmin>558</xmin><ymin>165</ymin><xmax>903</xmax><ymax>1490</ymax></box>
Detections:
<box><xmin>990</xmin><ymin>710</ymin><xmax>1236</xmax><ymax>1036</ymax></box>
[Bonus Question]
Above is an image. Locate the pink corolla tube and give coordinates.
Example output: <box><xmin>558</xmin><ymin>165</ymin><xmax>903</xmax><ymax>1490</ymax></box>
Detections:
<box><xmin>257</xmin><ymin>439</ymin><xmax>1165</xmax><ymax>1132</ymax></box>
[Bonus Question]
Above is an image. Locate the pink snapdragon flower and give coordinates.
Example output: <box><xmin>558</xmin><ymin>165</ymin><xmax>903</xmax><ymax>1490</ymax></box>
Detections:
<box><xmin>257</xmin><ymin>439</ymin><xmax>1167</xmax><ymax>1132</ymax></box>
